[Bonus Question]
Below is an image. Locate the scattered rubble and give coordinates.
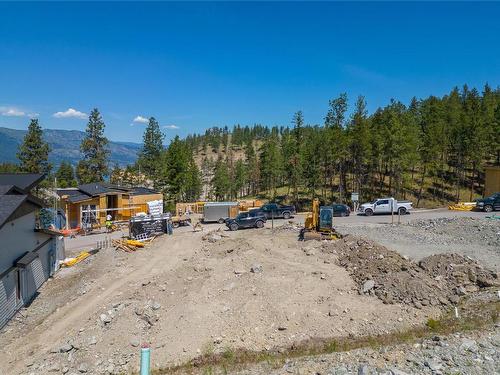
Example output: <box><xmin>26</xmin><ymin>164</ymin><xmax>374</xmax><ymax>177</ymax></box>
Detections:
<box><xmin>235</xmin><ymin>325</ymin><xmax>500</xmax><ymax>375</ymax></box>
<box><xmin>333</xmin><ymin>236</ymin><xmax>498</xmax><ymax>308</ymax></box>
<box><xmin>336</xmin><ymin>217</ymin><xmax>500</xmax><ymax>271</ymax></box>
<box><xmin>202</xmin><ymin>229</ymin><xmax>228</xmax><ymax>243</ymax></box>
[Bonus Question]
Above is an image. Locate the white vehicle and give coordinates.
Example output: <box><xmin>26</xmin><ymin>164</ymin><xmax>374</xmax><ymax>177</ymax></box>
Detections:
<box><xmin>359</xmin><ymin>197</ymin><xmax>413</xmax><ymax>216</ymax></box>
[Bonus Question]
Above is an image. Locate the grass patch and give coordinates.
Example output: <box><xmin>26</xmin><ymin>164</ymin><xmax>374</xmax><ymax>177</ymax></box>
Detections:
<box><xmin>426</xmin><ymin>318</ymin><xmax>441</xmax><ymax>330</ymax></box>
<box><xmin>153</xmin><ymin>296</ymin><xmax>499</xmax><ymax>375</ymax></box>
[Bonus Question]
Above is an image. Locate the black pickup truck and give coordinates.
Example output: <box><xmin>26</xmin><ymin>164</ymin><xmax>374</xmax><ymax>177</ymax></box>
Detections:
<box><xmin>259</xmin><ymin>203</ymin><xmax>296</xmax><ymax>219</ymax></box>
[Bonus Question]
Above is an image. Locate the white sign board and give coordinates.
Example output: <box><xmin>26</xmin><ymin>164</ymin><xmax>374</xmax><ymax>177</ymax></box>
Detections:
<box><xmin>351</xmin><ymin>192</ymin><xmax>359</xmax><ymax>202</ymax></box>
<box><xmin>147</xmin><ymin>200</ymin><xmax>164</xmax><ymax>216</ymax></box>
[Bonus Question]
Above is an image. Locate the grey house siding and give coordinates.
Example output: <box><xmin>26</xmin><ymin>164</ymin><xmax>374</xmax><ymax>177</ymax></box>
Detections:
<box><xmin>0</xmin><ymin>268</ymin><xmax>23</xmax><ymax>328</ymax></box>
<box><xmin>0</xmin><ymin>211</ymin><xmax>50</xmax><ymax>272</ymax></box>
<box><xmin>0</xmin><ymin>211</ymin><xmax>55</xmax><ymax>329</ymax></box>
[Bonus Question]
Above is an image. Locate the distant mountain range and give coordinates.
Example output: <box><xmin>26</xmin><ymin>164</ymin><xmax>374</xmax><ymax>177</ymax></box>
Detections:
<box><xmin>0</xmin><ymin>127</ymin><xmax>141</xmax><ymax>167</ymax></box>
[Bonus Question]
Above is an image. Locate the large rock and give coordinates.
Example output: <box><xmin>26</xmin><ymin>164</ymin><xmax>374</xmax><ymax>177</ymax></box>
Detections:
<box><xmin>250</xmin><ymin>264</ymin><xmax>263</xmax><ymax>273</ymax></box>
<box><xmin>77</xmin><ymin>363</ymin><xmax>89</xmax><ymax>373</ymax></box>
<box><xmin>362</xmin><ymin>280</ymin><xmax>375</xmax><ymax>293</ymax></box>
<box><xmin>460</xmin><ymin>338</ymin><xmax>478</xmax><ymax>353</ymax></box>
<box><xmin>100</xmin><ymin>314</ymin><xmax>112</xmax><ymax>324</ymax></box>
<box><xmin>59</xmin><ymin>343</ymin><xmax>73</xmax><ymax>353</ymax></box>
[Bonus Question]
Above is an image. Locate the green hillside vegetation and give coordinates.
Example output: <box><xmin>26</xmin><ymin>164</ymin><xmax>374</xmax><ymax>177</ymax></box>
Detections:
<box><xmin>177</xmin><ymin>84</ymin><xmax>499</xmax><ymax>208</ymax></box>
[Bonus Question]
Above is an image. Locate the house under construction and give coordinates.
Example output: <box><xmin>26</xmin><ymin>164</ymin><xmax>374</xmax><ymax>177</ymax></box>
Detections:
<box><xmin>57</xmin><ymin>183</ymin><xmax>162</xmax><ymax>229</ymax></box>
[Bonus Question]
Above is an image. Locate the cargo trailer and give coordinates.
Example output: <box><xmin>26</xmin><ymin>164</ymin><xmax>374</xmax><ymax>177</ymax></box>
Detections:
<box><xmin>202</xmin><ymin>202</ymin><xmax>239</xmax><ymax>223</ymax></box>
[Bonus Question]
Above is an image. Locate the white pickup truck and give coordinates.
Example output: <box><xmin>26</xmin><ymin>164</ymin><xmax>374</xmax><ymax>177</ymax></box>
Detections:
<box><xmin>359</xmin><ymin>197</ymin><xmax>413</xmax><ymax>216</ymax></box>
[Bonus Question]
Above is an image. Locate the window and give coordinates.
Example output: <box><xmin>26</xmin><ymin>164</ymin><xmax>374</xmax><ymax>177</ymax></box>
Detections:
<box><xmin>238</xmin><ymin>212</ymin><xmax>249</xmax><ymax>219</ymax></box>
<box><xmin>264</xmin><ymin>203</ymin><xmax>277</xmax><ymax>210</ymax></box>
<box><xmin>378</xmin><ymin>200</ymin><xmax>389</xmax><ymax>205</ymax></box>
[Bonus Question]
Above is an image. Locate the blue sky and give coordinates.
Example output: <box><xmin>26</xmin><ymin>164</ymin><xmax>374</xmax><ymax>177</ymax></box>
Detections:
<box><xmin>1</xmin><ymin>2</ymin><xmax>499</xmax><ymax>143</ymax></box>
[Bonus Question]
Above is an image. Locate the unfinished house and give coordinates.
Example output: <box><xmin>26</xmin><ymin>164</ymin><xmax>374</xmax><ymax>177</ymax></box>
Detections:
<box><xmin>57</xmin><ymin>183</ymin><xmax>163</xmax><ymax>229</ymax></box>
<box><xmin>0</xmin><ymin>173</ymin><xmax>63</xmax><ymax>329</ymax></box>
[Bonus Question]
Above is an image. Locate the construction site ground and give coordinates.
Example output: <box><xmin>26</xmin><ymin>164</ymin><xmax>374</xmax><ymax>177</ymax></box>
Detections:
<box><xmin>0</xmin><ymin>209</ymin><xmax>499</xmax><ymax>375</ymax></box>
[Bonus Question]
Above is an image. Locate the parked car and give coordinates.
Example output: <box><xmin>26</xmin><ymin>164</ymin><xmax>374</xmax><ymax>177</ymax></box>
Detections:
<box><xmin>225</xmin><ymin>210</ymin><xmax>267</xmax><ymax>231</ymax></box>
<box><xmin>259</xmin><ymin>203</ymin><xmax>296</xmax><ymax>219</ymax></box>
<box><xmin>359</xmin><ymin>197</ymin><xmax>413</xmax><ymax>216</ymax></box>
<box><xmin>475</xmin><ymin>192</ymin><xmax>500</xmax><ymax>212</ymax></box>
<box><xmin>332</xmin><ymin>203</ymin><xmax>351</xmax><ymax>217</ymax></box>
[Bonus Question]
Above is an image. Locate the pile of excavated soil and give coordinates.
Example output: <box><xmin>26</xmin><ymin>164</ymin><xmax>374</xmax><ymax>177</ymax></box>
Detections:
<box><xmin>328</xmin><ymin>236</ymin><xmax>498</xmax><ymax>309</ymax></box>
<box><xmin>335</xmin><ymin>217</ymin><xmax>500</xmax><ymax>271</ymax></box>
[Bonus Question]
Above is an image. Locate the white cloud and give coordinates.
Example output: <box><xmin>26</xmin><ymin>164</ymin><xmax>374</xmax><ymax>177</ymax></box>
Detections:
<box><xmin>0</xmin><ymin>106</ymin><xmax>26</xmax><ymax>117</ymax></box>
<box><xmin>53</xmin><ymin>108</ymin><xmax>87</xmax><ymax>119</ymax></box>
<box><xmin>163</xmin><ymin>124</ymin><xmax>180</xmax><ymax>130</ymax></box>
<box><xmin>133</xmin><ymin>115</ymin><xmax>149</xmax><ymax>124</ymax></box>
<box><xmin>0</xmin><ymin>106</ymin><xmax>39</xmax><ymax>118</ymax></box>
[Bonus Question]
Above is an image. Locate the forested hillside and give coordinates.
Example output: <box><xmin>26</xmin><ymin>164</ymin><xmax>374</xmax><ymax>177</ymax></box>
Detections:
<box><xmin>177</xmin><ymin>84</ymin><xmax>499</xmax><ymax>208</ymax></box>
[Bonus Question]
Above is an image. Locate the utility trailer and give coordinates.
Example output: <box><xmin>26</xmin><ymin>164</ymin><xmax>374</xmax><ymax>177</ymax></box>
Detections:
<box><xmin>202</xmin><ymin>202</ymin><xmax>239</xmax><ymax>223</ymax></box>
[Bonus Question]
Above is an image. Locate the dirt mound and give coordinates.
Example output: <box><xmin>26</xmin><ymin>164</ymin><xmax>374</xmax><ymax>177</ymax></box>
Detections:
<box><xmin>419</xmin><ymin>253</ymin><xmax>499</xmax><ymax>289</ymax></box>
<box><xmin>332</xmin><ymin>236</ymin><xmax>498</xmax><ymax>309</ymax></box>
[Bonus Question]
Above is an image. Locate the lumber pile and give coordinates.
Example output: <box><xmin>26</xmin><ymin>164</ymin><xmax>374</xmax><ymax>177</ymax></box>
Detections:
<box><xmin>112</xmin><ymin>237</ymin><xmax>155</xmax><ymax>252</ymax></box>
<box><xmin>60</xmin><ymin>251</ymin><xmax>91</xmax><ymax>267</ymax></box>
<box><xmin>448</xmin><ymin>202</ymin><xmax>475</xmax><ymax>211</ymax></box>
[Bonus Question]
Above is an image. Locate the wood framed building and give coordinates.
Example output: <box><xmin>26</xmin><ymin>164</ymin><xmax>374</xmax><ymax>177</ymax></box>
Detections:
<box><xmin>57</xmin><ymin>183</ymin><xmax>163</xmax><ymax>229</ymax></box>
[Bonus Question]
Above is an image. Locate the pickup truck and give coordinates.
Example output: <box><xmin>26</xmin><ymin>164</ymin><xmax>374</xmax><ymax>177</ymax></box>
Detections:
<box><xmin>226</xmin><ymin>210</ymin><xmax>267</xmax><ymax>231</ymax></box>
<box><xmin>475</xmin><ymin>192</ymin><xmax>500</xmax><ymax>212</ymax></box>
<box><xmin>259</xmin><ymin>203</ymin><xmax>296</xmax><ymax>219</ymax></box>
<box><xmin>359</xmin><ymin>197</ymin><xmax>413</xmax><ymax>216</ymax></box>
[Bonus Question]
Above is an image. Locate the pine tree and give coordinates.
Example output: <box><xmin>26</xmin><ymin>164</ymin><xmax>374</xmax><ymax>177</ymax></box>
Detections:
<box><xmin>55</xmin><ymin>161</ymin><xmax>77</xmax><ymax>188</ymax></box>
<box><xmin>290</xmin><ymin>111</ymin><xmax>304</xmax><ymax>203</ymax></box>
<box><xmin>137</xmin><ymin>117</ymin><xmax>164</xmax><ymax>185</ymax></box>
<box><xmin>302</xmin><ymin>127</ymin><xmax>322</xmax><ymax>199</ymax></box>
<box><xmin>160</xmin><ymin>136</ymin><xmax>201</xmax><ymax>202</ymax></box>
<box><xmin>17</xmin><ymin>119</ymin><xmax>51</xmax><ymax>174</ymax></box>
<box><xmin>0</xmin><ymin>163</ymin><xmax>19</xmax><ymax>173</ymax></box>
<box><xmin>109</xmin><ymin>164</ymin><xmax>123</xmax><ymax>185</ymax></box>
<box><xmin>259</xmin><ymin>131</ymin><xmax>283</xmax><ymax>199</ymax></box>
<box><xmin>77</xmin><ymin>109</ymin><xmax>109</xmax><ymax>183</ymax></box>
<box><xmin>324</xmin><ymin>94</ymin><xmax>348</xmax><ymax>201</ymax></box>
<box><xmin>211</xmin><ymin>156</ymin><xmax>231</xmax><ymax>200</ymax></box>
<box><xmin>244</xmin><ymin>139</ymin><xmax>259</xmax><ymax>195</ymax></box>
<box><xmin>232</xmin><ymin>159</ymin><xmax>247</xmax><ymax>198</ymax></box>
<box><xmin>348</xmin><ymin>96</ymin><xmax>371</xmax><ymax>199</ymax></box>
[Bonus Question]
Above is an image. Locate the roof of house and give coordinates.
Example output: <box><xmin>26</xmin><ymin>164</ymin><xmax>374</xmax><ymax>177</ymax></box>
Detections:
<box><xmin>0</xmin><ymin>193</ymin><xmax>44</xmax><ymax>230</ymax></box>
<box><xmin>78</xmin><ymin>183</ymin><xmax>129</xmax><ymax>196</ymax></box>
<box><xmin>0</xmin><ymin>173</ymin><xmax>45</xmax><ymax>191</ymax></box>
<box><xmin>0</xmin><ymin>174</ymin><xmax>46</xmax><ymax>231</ymax></box>
<box><xmin>57</xmin><ymin>183</ymin><xmax>160</xmax><ymax>203</ymax></box>
<box><xmin>0</xmin><ymin>195</ymin><xmax>28</xmax><ymax>229</ymax></box>
<box><xmin>130</xmin><ymin>186</ymin><xmax>161</xmax><ymax>196</ymax></box>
